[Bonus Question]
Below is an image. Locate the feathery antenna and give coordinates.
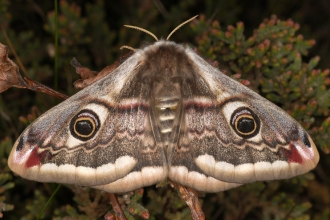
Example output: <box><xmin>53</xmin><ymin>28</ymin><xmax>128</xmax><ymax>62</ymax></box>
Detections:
<box><xmin>124</xmin><ymin>15</ymin><xmax>198</xmax><ymax>41</ymax></box>
<box><xmin>123</xmin><ymin>25</ymin><xmax>158</xmax><ymax>41</ymax></box>
<box><xmin>166</xmin><ymin>15</ymin><xmax>198</xmax><ymax>40</ymax></box>
<box><xmin>120</xmin><ymin>45</ymin><xmax>136</xmax><ymax>51</ymax></box>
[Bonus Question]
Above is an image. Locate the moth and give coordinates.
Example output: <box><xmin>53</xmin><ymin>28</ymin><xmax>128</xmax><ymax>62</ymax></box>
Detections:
<box><xmin>8</xmin><ymin>20</ymin><xmax>319</xmax><ymax>194</ymax></box>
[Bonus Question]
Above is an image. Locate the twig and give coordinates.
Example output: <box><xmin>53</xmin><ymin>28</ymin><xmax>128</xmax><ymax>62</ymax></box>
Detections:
<box><xmin>108</xmin><ymin>193</ymin><xmax>127</xmax><ymax>220</ymax></box>
<box><xmin>169</xmin><ymin>180</ymin><xmax>205</xmax><ymax>220</ymax></box>
<box><xmin>23</xmin><ymin>77</ymin><xmax>68</xmax><ymax>100</ymax></box>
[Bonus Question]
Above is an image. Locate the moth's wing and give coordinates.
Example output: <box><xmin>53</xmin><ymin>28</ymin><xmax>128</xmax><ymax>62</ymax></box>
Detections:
<box><xmin>166</xmin><ymin>70</ymin><xmax>241</xmax><ymax>192</ymax></box>
<box><xmin>8</xmin><ymin>55</ymin><xmax>167</xmax><ymax>192</ymax></box>
<box><xmin>169</xmin><ymin>49</ymin><xmax>319</xmax><ymax>192</ymax></box>
<box><xmin>89</xmin><ymin>98</ymin><xmax>167</xmax><ymax>193</ymax></box>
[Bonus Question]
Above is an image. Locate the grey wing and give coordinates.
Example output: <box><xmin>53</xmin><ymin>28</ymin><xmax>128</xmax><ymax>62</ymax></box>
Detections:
<box><xmin>169</xmin><ymin>51</ymin><xmax>319</xmax><ymax>192</ymax></box>
<box><xmin>8</xmin><ymin>56</ymin><xmax>168</xmax><ymax>193</ymax></box>
<box><xmin>168</xmin><ymin>66</ymin><xmax>241</xmax><ymax>192</ymax></box>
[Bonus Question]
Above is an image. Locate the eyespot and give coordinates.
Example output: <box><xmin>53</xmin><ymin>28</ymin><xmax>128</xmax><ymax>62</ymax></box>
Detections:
<box><xmin>70</xmin><ymin>109</ymin><xmax>100</xmax><ymax>141</ymax></box>
<box><xmin>230</xmin><ymin>107</ymin><xmax>260</xmax><ymax>138</ymax></box>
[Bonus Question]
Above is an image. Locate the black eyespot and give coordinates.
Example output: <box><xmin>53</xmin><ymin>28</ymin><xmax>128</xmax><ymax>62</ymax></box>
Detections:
<box><xmin>230</xmin><ymin>107</ymin><xmax>260</xmax><ymax>139</ymax></box>
<box><xmin>70</xmin><ymin>109</ymin><xmax>100</xmax><ymax>141</ymax></box>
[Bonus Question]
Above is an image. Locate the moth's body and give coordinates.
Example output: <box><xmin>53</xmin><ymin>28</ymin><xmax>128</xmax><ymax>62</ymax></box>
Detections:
<box><xmin>8</xmin><ymin>41</ymin><xmax>319</xmax><ymax>193</ymax></box>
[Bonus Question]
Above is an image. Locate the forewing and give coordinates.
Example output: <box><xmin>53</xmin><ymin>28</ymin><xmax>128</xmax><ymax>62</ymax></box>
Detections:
<box><xmin>8</xmin><ymin>54</ymin><xmax>167</xmax><ymax>191</ymax></box>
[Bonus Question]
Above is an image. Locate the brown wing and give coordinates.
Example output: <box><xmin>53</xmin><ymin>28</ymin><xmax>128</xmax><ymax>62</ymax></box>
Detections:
<box><xmin>8</xmin><ymin>53</ymin><xmax>168</xmax><ymax>192</ymax></box>
<box><xmin>169</xmin><ymin>46</ymin><xmax>319</xmax><ymax>192</ymax></box>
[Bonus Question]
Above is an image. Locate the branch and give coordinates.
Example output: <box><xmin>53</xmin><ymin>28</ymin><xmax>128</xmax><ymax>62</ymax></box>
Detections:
<box><xmin>108</xmin><ymin>193</ymin><xmax>127</xmax><ymax>220</ymax></box>
<box><xmin>169</xmin><ymin>180</ymin><xmax>205</xmax><ymax>220</ymax></box>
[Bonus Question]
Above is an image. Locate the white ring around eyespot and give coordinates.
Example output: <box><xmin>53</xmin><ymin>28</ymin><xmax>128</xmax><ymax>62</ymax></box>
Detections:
<box><xmin>65</xmin><ymin>103</ymin><xmax>110</xmax><ymax>148</ymax></box>
<box><xmin>222</xmin><ymin>101</ymin><xmax>263</xmax><ymax>142</ymax></box>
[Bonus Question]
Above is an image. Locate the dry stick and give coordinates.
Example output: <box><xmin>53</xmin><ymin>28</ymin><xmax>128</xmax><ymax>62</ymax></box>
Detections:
<box><xmin>169</xmin><ymin>180</ymin><xmax>205</xmax><ymax>220</ymax></box>
<box><xmin>23</xmin><ymin>77</ymin><xmax>68</xmax><ymax>100</ymax></box>
<box><xmin>108</xmin><ymin>193</ymin><xmax>127</xmax><ymax>220</ymax></box>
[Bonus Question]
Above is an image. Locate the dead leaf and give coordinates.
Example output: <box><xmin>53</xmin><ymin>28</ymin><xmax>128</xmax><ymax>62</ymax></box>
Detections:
<box><xmin>71</xmin><ymin>51</ymin><xmax>133</xmax><ymax>89</ymax></box>
<box><xmin>0</xmin><ymin>43</ymin><xmax>27</xmax><ymax>92</ymax></box>
<box><xmin>71</xmin><ymin>57</ymin><xmax>120</xmax><ymax>89</ymax></box>
<box><xmin>0</xmin><ymin>42</ymin><xmax>68</xmax><ymax>100</ymax></box>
